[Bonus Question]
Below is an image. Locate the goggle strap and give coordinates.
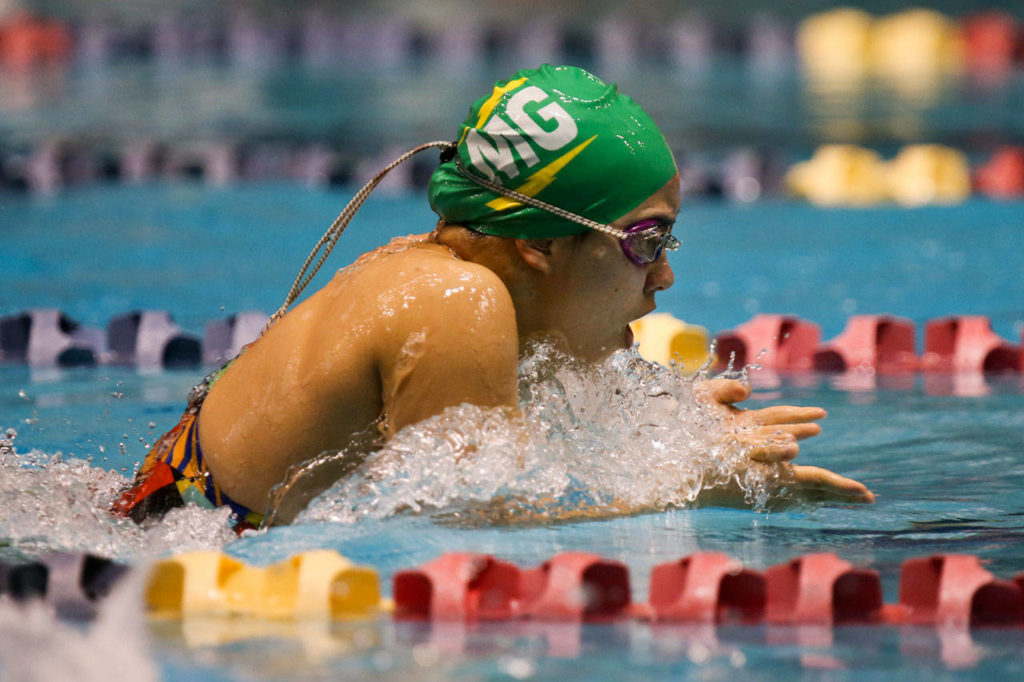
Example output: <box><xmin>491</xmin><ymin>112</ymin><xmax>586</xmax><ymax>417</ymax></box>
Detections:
<box><xmin>268</xmin><ymin>140</ymin><xmax>457</xmax><ymax>333</ymax></box>
<box><xmin>453</xmin><ymin>157</ymin><xmax>630</xmax><ymax>240</ymax></box>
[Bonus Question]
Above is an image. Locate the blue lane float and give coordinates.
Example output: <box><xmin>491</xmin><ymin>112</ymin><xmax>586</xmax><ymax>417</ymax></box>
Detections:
<box><xmin>3</xmin><ymin>308</ymin><xmax>1023</xmax><ymax>375</ymax></box>
<box><xmin>0</xmin><ymin>553</ymin><xmax>129</xmax><ymax>621</ymax></box>
<box><xmin>202</xmin><ymin>311</ymin><xmax>269</xmax><ymax>366</ymax></box>
<box><xmin>0</xmin><ymin>309</ymin><xmax>102</xmax><ymax>367</ymax></box>
<box><xmin>107</xmin><ymin>311</ymin><xmax>202</xmax><ymax>369</ymax></box>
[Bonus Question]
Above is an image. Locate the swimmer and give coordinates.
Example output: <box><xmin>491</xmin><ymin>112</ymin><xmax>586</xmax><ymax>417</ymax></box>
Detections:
<box><xmin>114</xmin><ymin>65</ymin><xmax>873</xmax><ymax>529</ymax></box>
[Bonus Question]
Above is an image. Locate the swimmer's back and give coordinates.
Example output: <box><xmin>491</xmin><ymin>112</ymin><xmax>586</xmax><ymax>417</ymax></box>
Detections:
<box><xmin>198</xmin><ymin>235</ymin><xmax>520</xmax><ymax>512</ymax></box>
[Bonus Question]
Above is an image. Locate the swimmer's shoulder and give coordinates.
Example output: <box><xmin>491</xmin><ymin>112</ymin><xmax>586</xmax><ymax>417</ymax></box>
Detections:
<box><xmin>335</xmin><ymin>237</ymin><xmax>517</xmax><ymax>354</ymax></box>
<box><xmin>332</xmin><ymin>236</ymin><xmax>513</xmax><ymax>311</ymax></box>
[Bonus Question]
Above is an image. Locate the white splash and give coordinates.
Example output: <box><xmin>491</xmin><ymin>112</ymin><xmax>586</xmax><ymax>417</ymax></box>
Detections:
<box><xmin>300</xmin><ymin>346</ymin><xmax>782</xmax><ymax>524</ymax></box>
<box><xmin>0</xmin><ymin>568</ymin><xmax>157</xmax><ymax>682</ymax></box>
<box><xmin>1</xmin><ymin>345</ymin><xmax>785</xmax><ymax>555</ymax></box>
<box><xmin>0</xmin><ymin>433</ymin><xmax>235</xmax><ymax>563</ymax></box>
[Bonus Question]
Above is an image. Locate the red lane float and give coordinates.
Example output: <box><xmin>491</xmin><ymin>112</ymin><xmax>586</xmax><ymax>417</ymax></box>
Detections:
<box><xmin>961</xmin><ymin>12</ymin><xmax>1020</xmax><ymax>78</ymax></box>
<box><xmin>647</xmin><ymin>552</ymin><xmax>765</xmax><ymax>623</ymax></box>
<box><xmin>0</xmin><ymin>13</ymin><xmax>72</xmax><ymax>70</ymax></box>
<box><xmin>975</xmin><ymin>146</ymin><xmax>1024</xmax><ymax>198</ymax></box>
<box><xmin>765</xmin><ymin>553</ymin><xmax>883</xmax><ymax>625</ymax></box>
<box><xmin>520</xmin><ymin>552</ymin><xmax>631</xmax><ymax>621</ymax></box>
<box><xmin>391</xmin><ymin>552</ymin><xmax>631</xmax><ymax>622</ymax></box>
<box><xmin>892</xmin><ymin>554</ymin><xmax>1024</xmax><ymax>627</ymax></box>
<box><xmin>714</xmin><ymin>314</ymin><xmax>821</xmax><ymax>372</ymax></box>
<box><xmin>922</xmin><ymin>315</ymin><xmax>1022</xmax><ymax>373</ymax></box>
<box><xmin>812</xmin><ymin>314</ymin><xmax>918</xmax><ymax>373</ymax></box>
<box><xmin>392</xmin><ymin>553</ymin><xmax>520</xmax><ymax>621</ymax></box>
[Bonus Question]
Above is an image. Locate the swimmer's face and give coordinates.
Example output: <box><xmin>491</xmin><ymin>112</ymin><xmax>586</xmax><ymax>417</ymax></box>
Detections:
<box><xmin>539</xmin><ymin>174</ymin><xmax>680</xmax><ymax>362</ymax></box>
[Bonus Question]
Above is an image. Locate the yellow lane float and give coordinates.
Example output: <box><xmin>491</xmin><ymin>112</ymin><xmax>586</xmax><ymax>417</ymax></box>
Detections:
<box><xmin>145</xmin><ymin>550</ymin><xmax>382</xmax><ymax>619</ymax></box>
<box><xmin>869</xmin><ymin>9</ymin><xmax>963</xmax><ymax>85</ymax></box>
<box><xmin>786</xmin><ymin>144</ymin><xmax>970</xmax><ymax>207</ymax></box>
<box><xmin>797</xmin><ymin>7</ymin><xmax>875</xmax><ymax>83</ymax></box>
<box><xmin>785</xmin><ymin>145</ymin><xmax>889</xmax><ymax>207</ymax></box>
<box><xmin>797</xmin><ymin>7</ymin><xmax>964</xmax><ymax>90</ymax></box>
<box><xmin>886</xmin><ymin>144</ymin><xmax>971</xmax><ymax>206</ymax></box>
<box><xmin>630</xmin><ymin>313</ymin><xmax>712</xmax><ymax>374</ymax></box>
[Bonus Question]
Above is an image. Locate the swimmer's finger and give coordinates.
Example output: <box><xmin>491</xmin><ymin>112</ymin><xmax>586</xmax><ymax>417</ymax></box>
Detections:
<box><xmin>743</xmin><ymin>405</ymin><xmax>827</xmax><ymax>426</ymax></box>
<box><xmin>752</xmin><ymin>422</ymin><xmax>822</xmax><ymax>441</ymax></box>
<box><xmin>698</xmin><ymin>378</ymin><xmax>750</xmax><ymax>406</ymax></box>
<box><xmin>790</xmin><ymin>465</ymin><xmax>875</xmax><ymax>503</ymax></box>
<box><xmin>742</xmin><ymin>434</ymin><xmax>799</xmax><ymax>463</ymax></box>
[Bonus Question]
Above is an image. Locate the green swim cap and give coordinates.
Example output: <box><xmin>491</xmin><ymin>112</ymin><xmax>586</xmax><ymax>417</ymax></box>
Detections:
<box><xmin>429</xmin><ymin>64</ymin><xmax>677</xmax><ymax>239</ymax></box>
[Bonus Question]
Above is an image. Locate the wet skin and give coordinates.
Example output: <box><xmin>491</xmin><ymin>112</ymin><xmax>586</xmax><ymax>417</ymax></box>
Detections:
<box><xmin>199</xmin><ymin>173</ymin><xmax>872</xmax><ymax>518</ymax></box>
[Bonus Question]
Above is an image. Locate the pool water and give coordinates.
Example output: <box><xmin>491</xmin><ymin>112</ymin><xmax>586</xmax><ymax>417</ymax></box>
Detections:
<box><xmin>3</xmin><ymin>185</ymin><xmax>1024</xmax><ymax>679</ymax></box>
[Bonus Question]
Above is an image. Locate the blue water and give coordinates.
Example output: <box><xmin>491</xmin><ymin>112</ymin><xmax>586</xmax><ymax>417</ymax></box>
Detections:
<box><xmin>3</xmin><ymin>185</ymin><xmax>1024</xmax><ymax>679</ymax></box>
<box><xmin>5</xmin><ymin>183</ymin><xmax>1023</xmax><ymax>341</ymax></box>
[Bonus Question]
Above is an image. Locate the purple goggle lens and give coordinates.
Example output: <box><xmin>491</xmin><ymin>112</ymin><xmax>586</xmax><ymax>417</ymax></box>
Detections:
<box><xmin>619</xmin><ymin>219</ymin><xmax>680</xmax><ymax>266</ymax></box>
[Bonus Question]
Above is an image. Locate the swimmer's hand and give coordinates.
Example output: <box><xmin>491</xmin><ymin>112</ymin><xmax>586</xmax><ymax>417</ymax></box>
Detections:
<box><xmin>697</xmin><ymin>378</ymin><xmax>874</xmax><ymax>505</ymax></box>
<box><xmin>787</xmin><ymin>464</ymin><xmax>875</xmax><ymax>504</ymax></box>
<box><xmin>697</xmin><ymin>378</ymin><xmax>825</xmax><ymax>463</ymax></box>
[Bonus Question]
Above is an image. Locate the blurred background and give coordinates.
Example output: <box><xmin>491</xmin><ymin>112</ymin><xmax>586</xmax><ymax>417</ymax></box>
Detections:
<box><xmin>2</xmin><ymin>0</ymin><xmax>1022</xmax><ymax>197</ymax></box>
<box><xmin>2</xmin><ymin>0</ymin><xmax>1024</xmax><ymax>356</ymax></box>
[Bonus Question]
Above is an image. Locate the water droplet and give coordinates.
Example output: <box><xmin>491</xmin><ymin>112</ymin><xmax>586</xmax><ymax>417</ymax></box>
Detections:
<box><xmin>498</xmin><ymin>656</ymin><xmax>536</xmax><ymax>679</ymax></box>
<box><xmin>687</xmin><ymin>642</ymin><xmax>711</xmax><ymax>664</ymax></box>
<box><xmin>412</xmin><ymin>644</ymin><xmax>439</xmax><ymax>668</ymax></box>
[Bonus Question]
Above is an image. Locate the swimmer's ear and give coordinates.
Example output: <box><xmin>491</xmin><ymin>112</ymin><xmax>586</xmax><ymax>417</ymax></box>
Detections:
<box><xmin>515</xmin><ymin>238</ymin><xmax>555</xmax><ymax>273</ymax></box>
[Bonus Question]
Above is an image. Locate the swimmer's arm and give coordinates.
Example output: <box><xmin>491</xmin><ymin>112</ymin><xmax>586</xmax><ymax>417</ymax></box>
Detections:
<box><xmin>377</xmin><ymin>266</ymin><xmax>520</xmax><ymax>438</ymax></box>
<box><xmin>696</xmin><ymin>464</ymin><xmax>875</xmax><ymax>508</ymax></box>
<box><xmin>456</xmin><ymin>461</ymin><xmax>874</xmax><ymax>525</ymax></box>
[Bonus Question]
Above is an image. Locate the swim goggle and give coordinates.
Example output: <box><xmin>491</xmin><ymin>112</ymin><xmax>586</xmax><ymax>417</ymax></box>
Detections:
<box><xmin>619</xmin><ymin>218</ymin><xmax>680</xmax><ymax>266</ymax></box>
<box><xmin>453</xmin><ymin>155</ymin><xmax>679</xmax><ymax>267</ymax></box>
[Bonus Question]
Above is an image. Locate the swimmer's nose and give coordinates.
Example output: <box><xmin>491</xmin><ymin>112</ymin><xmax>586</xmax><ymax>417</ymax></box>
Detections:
<box><xmin>645</xmin><ymin>255</ymin><xmax>674</xmax><ymax>294</ymax></box>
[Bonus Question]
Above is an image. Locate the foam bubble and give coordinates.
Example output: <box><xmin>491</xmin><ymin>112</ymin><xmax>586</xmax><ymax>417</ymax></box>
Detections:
<box><xmin>299</xmin><ymin>346</ymin><xmax>783</xmax><ymax>525</ymax></box>
<box><xmin>0</xmin><ymin>567</ymin><xmax>157</xmax><ymax>682</ymax></box>
<box><xmin>0</xmin><ymin>435</ymin><xmax>235</xmax><ymax>562</ymax></box>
